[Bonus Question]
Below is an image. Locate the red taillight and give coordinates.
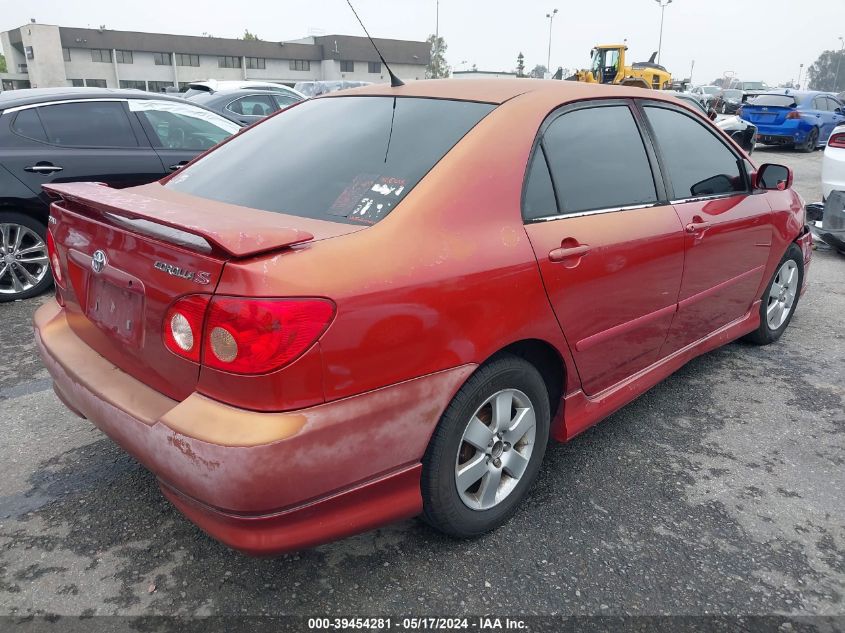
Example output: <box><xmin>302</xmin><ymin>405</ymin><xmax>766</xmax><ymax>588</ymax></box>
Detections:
<box><xmin>46</xmin><ymin>229</ymin><xmax>63</xmax><ymax>287</ymax></box>
<box><xmin>786</xmin><ymin>111</ymin><xmax>801</xmax><ymax>120</ymax></box>
<box><xmin>202</xmin><ymin>297</ymin><xmax>335</xmax><ymax>374</ymax></box>
<box><xmin>829</xmin><ymin>132</ymin><xmax>845</xmax><ymax>149</ymax></box>
<box><xmin>163</xmin><ymin>295</ymin><xmax>211</xmax><ymax>363</ymax></box>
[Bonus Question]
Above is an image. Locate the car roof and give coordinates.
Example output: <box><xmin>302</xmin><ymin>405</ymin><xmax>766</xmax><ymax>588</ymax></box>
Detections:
<box><xmin>0</xmin><ymin>87</ymin><xmax>193</xmax><ymax>111</ymax></box>
<box><xmin>189</xmin><ymin>88</ymin><xmax>300</xmax><ymax>105</ymax></box>
<box><xmin>321</xmin><ymin>78</ymin><xmax>691</xmax><ymax>106</ymax></box>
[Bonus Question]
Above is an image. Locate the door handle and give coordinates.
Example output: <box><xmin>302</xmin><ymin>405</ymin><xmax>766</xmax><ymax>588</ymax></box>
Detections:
<box><xmin>168</xmin><ymin>162</ymin><xmax>189</xmax><ymax>171</ymax></box>
<box><xmin>685</xmin><ymin>214</ymin><xmax>711</xmax><ymax>233</ymax></box>
<box><xmin>549</xmin><ymin>240</ymin><xmax>591</xmax><ymax>263</ymax></box>
<box><xmin>24</xmin><ymin>164</ymin><xmax>63</xmax><ymax>174</ymax></box>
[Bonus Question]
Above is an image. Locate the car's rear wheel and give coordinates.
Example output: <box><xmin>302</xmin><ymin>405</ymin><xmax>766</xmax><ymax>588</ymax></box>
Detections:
<box><xmin>0</xmin><ymin>213</ymin><xmax>52</xmax><ymax>302</ymax></box>
<box><xmin>800</xmin><ymin>127</ymin><xmax>819</xmax><ymax>153</ymax></box>
<box><xmin>744</xmin><ymin>244</ymin><xmax>803</xmax><ymax>345</ymax></box>
<box><xmin>421</xmin><ymin>354</ymin><xmax>550</xmax><ymax>537</ymax></box>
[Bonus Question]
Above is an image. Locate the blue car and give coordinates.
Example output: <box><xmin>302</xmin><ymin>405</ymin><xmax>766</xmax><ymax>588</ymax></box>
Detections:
<box><xmin>740</xmin><ymin>90</ymin><xmax>845</xmax><ymax>152</ymax></box>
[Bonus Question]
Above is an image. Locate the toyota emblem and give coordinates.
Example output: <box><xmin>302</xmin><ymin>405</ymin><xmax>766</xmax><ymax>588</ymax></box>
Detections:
<box><xmin>91</xmin><ymin>250</ymin><xmax>107</xmax><ymax>274</ymax></box>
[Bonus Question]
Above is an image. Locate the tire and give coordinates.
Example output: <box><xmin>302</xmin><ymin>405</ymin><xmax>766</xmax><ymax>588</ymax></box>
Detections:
<box><xmin>800</xmin><ymin>127</ymin><xmax>818</xmax><ymax>153</ymax></box>
<box><xmin>0</xmin><ymin>212</ymin><xmax>53</xmax><ymax>303</ymax></box>
<box><xmin>743</xmin><ymin>243</ymin><xmax>803</xmax><ymax>345</ymax></box>
<box><xmin>421</xmin><ymin>354</ymin><xmax>550</xmax><ymax>537</ymax></box>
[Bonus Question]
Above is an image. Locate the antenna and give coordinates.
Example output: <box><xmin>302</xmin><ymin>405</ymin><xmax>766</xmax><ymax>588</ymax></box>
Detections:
<box><xmin>345</xmin><ymin>0</ymin><xmax>405</xmax><ymax>87</ymax></box>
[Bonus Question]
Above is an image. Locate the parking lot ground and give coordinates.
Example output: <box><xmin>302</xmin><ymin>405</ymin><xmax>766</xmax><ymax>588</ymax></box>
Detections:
<box><xmin>0</xmin><ymin>147</ymin><xmax>842</xmax><ymax>619</ymax></box>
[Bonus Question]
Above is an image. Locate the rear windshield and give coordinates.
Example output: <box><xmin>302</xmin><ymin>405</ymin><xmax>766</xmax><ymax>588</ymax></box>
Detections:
<box><xmin>166</xmin><ymin>96</ymin><xmax>495</xmax><ymax>224</ymax></box>
<box><xmin>748</xmin><ymin>94</ymin><xmax>797</xmax><ymax>107</ymax></box>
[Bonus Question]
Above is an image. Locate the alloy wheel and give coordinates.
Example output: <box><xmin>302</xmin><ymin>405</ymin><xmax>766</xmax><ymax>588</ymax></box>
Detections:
<box><xmin>0</xmin><ymin>223</ymin><xmax>50</xmax><ymax>297</ymax></box>
<box><xmin>454</xmin><ymin>388</ymin><xmax>537</xmax><ymax>511</ymax></box>
<box><xmin>766</xmin><ymin>260</ymin><xmax>799</xmax><ymax>330</ymax></box>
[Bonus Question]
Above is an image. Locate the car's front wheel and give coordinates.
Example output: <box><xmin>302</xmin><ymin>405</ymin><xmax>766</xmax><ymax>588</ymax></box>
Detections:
<box><xmin>0</xmin><ymin>213</ymin><xmax>53</xmax><ymax>302</ymax></box>
<box><xmin>421</xmin><ymin>355</ymin><xmax>550</xmax><ymax>537</ymax></box>
<box><xmin>744</xmin><ymin>243</ymin><xmax>803</xmax><ymax>345</ymax></box>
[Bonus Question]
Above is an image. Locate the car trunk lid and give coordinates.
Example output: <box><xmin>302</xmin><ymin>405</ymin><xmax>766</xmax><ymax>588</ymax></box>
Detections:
<box><xmin>43</xmin><ymin>181</ymin><xmax>357</xmax><ymax>401</ymax></box>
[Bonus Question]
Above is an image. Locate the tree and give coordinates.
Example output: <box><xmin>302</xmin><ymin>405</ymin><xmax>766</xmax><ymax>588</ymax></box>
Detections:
<box><xmin>426</xmin><ymin>34</ymin><xmax>450</xmax><ymax>79</ymax></box>
<box><xmin>807</xmin><ymin>48</ymin><xmax>845</xmax><ymax>93</ymax></box>
<box><xmin>516</xmin><ymin>52</ymin><xmax>525</xmax><ymax>78</ymax></box>
<box><xmin>243</xmin><ymin>29</ymin><xmax>260</xmax><ymax>41</ymax></box>
<box><xmin>529</xmin><ymin>64</ymin><xmax>547</xmax><ymax>79</ymax></box>
<box><xmin>0</xmin><ymin>53</ymin><xmax>6</xmax><ymax>73</ymax></box>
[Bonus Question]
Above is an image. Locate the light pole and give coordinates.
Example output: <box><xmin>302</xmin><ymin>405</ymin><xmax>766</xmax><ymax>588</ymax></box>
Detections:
<box><xmin>433</xmin><ymin>0</ymin><xmax>439</xmax><ymax>78</ymax></box>
<box><xmin>546</xmin><ymin>9</ymin><xmax>558</xmax><ymax>74</ymax></box>
<box><xmin>797</xmin><ymin>63</ymin><xmax>804</xmax><ymax>90</ymax></box>
<box><xmin>835</xmin><ymin>36</ymin><xmax>844</xmax><ymax>92</ymax></box>
<box><xmin>654</xmin><ymin>0</ymin><xmax>672</xmax><ymax>66</ymax></box>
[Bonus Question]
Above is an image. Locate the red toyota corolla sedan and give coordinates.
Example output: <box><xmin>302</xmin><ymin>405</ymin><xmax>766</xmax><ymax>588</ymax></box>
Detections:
<box><xmin>34</xmin><ymin>80</ymin><xmax>812</xmax><ymax>555</ymax></box>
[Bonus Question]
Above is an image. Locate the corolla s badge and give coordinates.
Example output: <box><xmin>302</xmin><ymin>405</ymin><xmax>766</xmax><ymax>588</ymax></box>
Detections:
<box><xmin>154</xmin><ymin>261</ymin><xmax>211</xmax><ymax>285</ymax></box>
<box><xmin>91</xmin><ymin>250</ymin><xmax>107</xmax><ymax>274</ymax></box>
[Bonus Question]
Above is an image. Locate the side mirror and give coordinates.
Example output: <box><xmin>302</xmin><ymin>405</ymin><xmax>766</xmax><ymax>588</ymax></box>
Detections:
<box><xmin>756</xmin><ymin>163</ymin><xmax>792</xmax><ymax>191</ymax></box>
<box><xmin>708</xmin><ymin>108</ymin><xmax>717</xmax><ymax>120</ymax></box>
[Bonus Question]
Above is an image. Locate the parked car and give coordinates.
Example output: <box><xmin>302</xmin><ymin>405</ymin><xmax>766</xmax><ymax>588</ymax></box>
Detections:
<box><xmin>293</xmin><ymin>80</ymin><xmax>372</xmax><ymax>97</ymax></box>
<box><xmin>666</xmin><ymin>91</ymin><xmax>757</xmax><ymax>154</ymax></box>
<box><xmin>182</xmin><ymin>80</ymin><xmax>304</xmax><ymax>101</ymax></box>
<box><xmin>690</xmin><ymin>84</ymin><xmax>720</xmax><ymax>107</ymax></box>
<box><xmin>185</xmin><ymin>88</ymin><xmax>304</xmax><ymax>125</ymax></box>
<box><xmin>35</xmin><ymin>80</ymin><xmax>812</xmax><ymax>555</ymax></box>
<box><xmin>712</xmin><ymin>88</ymin><xmax>744</xmax><ymax>114</ymax></box>
<box><xmin>822</xmin><ymin>123</ymin><xmax>845</xmax><ymax>200</ymax></box>
<box><xmin>741</xmin><ymin>91</ymin><xmax>845</xmax><ymax>152</ymax></box>
<box><xmin>0</xmin><ymin>88</ymin><xmax>241</xmax><ymax>301</ymax></box>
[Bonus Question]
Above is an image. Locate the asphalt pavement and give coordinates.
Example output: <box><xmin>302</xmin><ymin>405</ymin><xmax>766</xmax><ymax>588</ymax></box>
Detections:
<box><xmin>0</xmin><ymin>146</ymin><xmax>842</xmax><ymax>622</ymax></box>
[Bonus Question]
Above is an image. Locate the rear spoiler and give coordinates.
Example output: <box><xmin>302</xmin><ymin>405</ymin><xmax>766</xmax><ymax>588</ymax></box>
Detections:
<box><xmin>43</xmin><ymin>182</ymin><xmax>313</xmax><ymax>258</ymax></box>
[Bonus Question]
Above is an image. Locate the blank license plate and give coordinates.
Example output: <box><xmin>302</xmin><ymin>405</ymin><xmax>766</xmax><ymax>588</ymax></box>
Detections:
<box><xmin>87</xmin><ymin>277</ymin><xmax>143</xmax><ymax>347</ymax></box>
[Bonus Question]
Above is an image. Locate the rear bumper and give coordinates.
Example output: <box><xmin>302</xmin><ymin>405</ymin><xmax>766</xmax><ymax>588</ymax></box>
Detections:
<box><xmin>753</xmin><ymin>121</ymin><xmax>811</xmax><ymax>145</ymax></box>
<box><xmin>34</xmin><ymin>300</ymin><xmax>475</xmax><ymax>555</ymax></box>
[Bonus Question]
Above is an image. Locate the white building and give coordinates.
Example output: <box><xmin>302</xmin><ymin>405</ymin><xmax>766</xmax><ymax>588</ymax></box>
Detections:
<box><xmin>0</xmin><ymin>23</ymin><xmax>430</xmax><ymax>91</ymax></box>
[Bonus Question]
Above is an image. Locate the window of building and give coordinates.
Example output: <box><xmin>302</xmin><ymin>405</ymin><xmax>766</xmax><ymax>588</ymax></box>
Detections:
<box><xmin>246</xmin><ymin>57</ymin><xmax>266</xmax><ymax>70</ymax></box>
<box><xmin>11</xmin><ymin>109</ymin><xmax>48</xmax><ymax>143</ymax></box>
<box><xmin>91</xmin><ymin>49</ymin><xmax>112</xmax><ymax>63</ymax></box>
<box><xmin>368</xmin><ymin>61</ymin><xmax>381</xmax><ymax>74</ymax></box>
<box><xmin>542</xmin><ymin>104</ymin><xmax>657</xmax><ymax>214</ymax></box>
<box><xmin>115</xmin><ymin>50</ymin><xmax>133</xmax><ymax>64</ymax></box>
<box><xmin>147</xmin><ymin>81</ymin><xmax>174</xmax><ymax>93</ymax></box>
<box><xmin>643</xmin><ymin>105</ymin><xmax>744</xmax><ymax>199</ymax></box>
<box><xmin>62</xmin><ymin>48</ymin><xmax>71</xmax><ymax>62</ymax></box>
<box><xmin>289</xmin><ymin>59</ymin><xmax>310</xmax><ymax>71</ymax></box>
<box><xmin>85</xmin><ymin>79</ymin><xmax>107</xmax><ymax>88</ymax></box>
<box><xmin>176</xmin><ymin>53</ymin><xmax>199</xmax><ymax>67</ymax></box>
<box><xmin>37</xmin><ymin>102</ymin><xmax>138</xmax><ymax>148</ymax></box>
<box><xmin>69</xmin><ymin>79</ymin><xmax>84</xmax><ymax>87</ymax></box>
<box><xmin>153</xmin><ymin>52</ymin><xmax>172</xmax><ymax>66</ymax></box>
<box><xmin>340</xmin><ymin>60</ymin><xmax>354</xmax><ymax>72</ymax></box>
<box><xmin>218</xmin><ymin>56</ymin><xmax>242</xmax><ymax>69</ymax></box>
<box><xmin>120</xmin><ymin>80</ymin><xmax>147</xmax><ymax>90</ymax></box>
<box><xmin>522</xmin><ymin>147</ymin><xmax>558</xmax><ymax>221</ymax></box>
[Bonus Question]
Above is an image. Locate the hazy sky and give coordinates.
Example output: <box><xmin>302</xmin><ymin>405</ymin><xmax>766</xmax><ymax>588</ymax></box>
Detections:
<box><xmin>2</xmin><ymin>0</ymin><xmax>843</xmax><ymax>87</ymax></box>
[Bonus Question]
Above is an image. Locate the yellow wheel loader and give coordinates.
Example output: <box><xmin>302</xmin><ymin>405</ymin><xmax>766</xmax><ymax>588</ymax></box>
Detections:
<box><xmin>568</xmin><ymin>44</ymin><xmax>672</xmax><ymax>90</ymax></box>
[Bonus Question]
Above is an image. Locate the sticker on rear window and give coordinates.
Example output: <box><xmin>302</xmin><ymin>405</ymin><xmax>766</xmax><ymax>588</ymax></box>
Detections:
<box><xmin>329</xmin><ymin>175</ymin><xmax>408</xmax><ymax>224</ymax></box>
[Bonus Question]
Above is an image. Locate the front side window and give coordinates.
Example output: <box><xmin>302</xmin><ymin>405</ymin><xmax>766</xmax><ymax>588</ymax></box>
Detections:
<box><xmin>153</xmin><ymin>52</ymin><xmax>172</xmax><ymax>66</ymax></box>
<box><xmin>542</xmin><ymin>104</ymin><xmax>657</xmax><ymax>214</ymax></box>
<box><xmin>273</xmin><ymin>93</ymin><xmax>300</xmax><ymax>108</ymax></box>
<box><xmin>644</xmin><ymin>105</ymin><xmax>745</xmax><ymax>199</ymax></box>
<box><xmin>226</xmin><ymin>94</ymin><xmax>275</xmax><ymax>117</ymax></box>
<box><xmin>167</xmin><ymin>96</ymin><xmax>495</xmax><ymax>224</ymax></box>
<box><xmin>115</xmin><ymin>50</ymin><xmax>133</xmax><ymax>64</ymax></box>
<box><xmin>129</xmin><ymin>100</ymin><xmax>238</xmax><ymax>151</ymax></box>
<box><xmin>368</xmin><ymin>61</ymin><xmax>381</xmax><ymax>74</ymax></box>
<box><xmin>37</xmin><ymin>102</ymin><xmax>138</xmax><ymax>148</ymax></box>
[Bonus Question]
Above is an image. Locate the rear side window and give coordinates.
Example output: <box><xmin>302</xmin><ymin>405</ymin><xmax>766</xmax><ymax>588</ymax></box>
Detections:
<box><xmin>523</xmin><ymin>147</ymin><xmax>558</xmax><ymax>220</ymax></box>
<box><xmin>37</xmin><ymin>102</ymin><xmax>138</xmax><ymax>147</ymax></box>
<box><xmin>644</xmin><ymin>106</ymin><xmax>744</xmax><ymax>199</ymax></box>
<box><xmin>11</xmin><ymin>109</ymin><xmax>48</xmax><ymax>142</ymax></box>
<box><xmin>541</xmin><ymin>105</ymin><xmax>657</xmax><ymax>214</ymax></box>
<box><xmin>167</xmin><ymin>96</ymin><xmax>495</xmax><ymax>224</ymax></box>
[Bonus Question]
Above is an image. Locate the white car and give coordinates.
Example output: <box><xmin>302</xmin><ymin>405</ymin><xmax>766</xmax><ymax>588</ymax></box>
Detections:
<box><xmin>182</xmin><ymin>80</ymin><xmax>305</xmax><ymax>101</ymax></box>
<box><xmin>822</xmin><ymin>123</ymin><xmax>845</xmax><ymax>200</ymax></box>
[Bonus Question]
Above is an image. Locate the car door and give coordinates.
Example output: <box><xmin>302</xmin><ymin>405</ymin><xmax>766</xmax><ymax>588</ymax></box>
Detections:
<box><xmin>129</xmin><ymin>99</ymin><xmax>240</xmax><ymax>173</ymax></box>
<box><xmin>522</xmin><ymin>100</ymin><xmax>685</xmax><ymax>396</ymax></box>
<box><xmin>638</xmin><ymin>101</ymin><xmax>772</xmax><ymax>356</ymax></box>
<box><xmin>1</xmin><ymin>100</ymin><xmax>164</xmax><ymax>200</ymax></box>
<box><xmin>223</xmin><ymin>94</ymin><xmax>277</xmax><ymax>125</ymax></box>
<box><xmin>823</xmin><ymin>97</ymin><xmax>845</xmax><ymax>142</ymax></box>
